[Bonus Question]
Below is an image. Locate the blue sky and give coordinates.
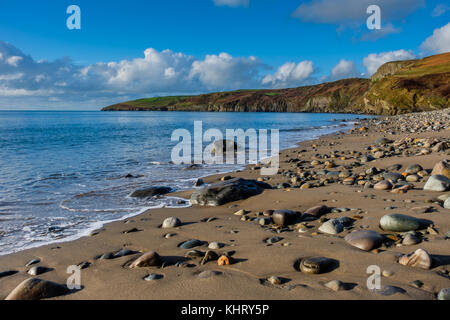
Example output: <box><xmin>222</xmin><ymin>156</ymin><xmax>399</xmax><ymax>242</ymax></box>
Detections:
<box><xmin>0</xmin><ymin>0</ymin><xmax>448</xmax><ymax>109</ymax></box>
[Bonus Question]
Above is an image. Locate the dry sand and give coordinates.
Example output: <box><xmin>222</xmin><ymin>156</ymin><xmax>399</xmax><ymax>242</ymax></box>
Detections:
<box><xmin>0</xmin><ymin>109</ymin><xmax>449</xmax><ymax>300</ymax></box>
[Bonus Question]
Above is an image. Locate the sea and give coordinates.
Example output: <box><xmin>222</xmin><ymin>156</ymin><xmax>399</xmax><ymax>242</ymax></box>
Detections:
<box><xmin>0</xmin><ymin>111</ymin><xmax>370</xmax><ymax>255</ymax></box>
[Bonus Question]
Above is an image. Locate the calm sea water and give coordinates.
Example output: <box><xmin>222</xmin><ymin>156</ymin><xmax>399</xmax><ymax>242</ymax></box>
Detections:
<box><xmin>0</xmin><ymin>111</ymin><xmax>367</xmax><ymax>255</ymax></box>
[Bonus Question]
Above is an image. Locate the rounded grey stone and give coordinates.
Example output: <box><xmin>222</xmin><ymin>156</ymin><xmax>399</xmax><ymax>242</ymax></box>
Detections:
<box><xmin>162</xmin><ymin>217</ymin><xmax>181</xmax><ymax>229</ymax></box>
<box><xmin>438</xmin><ymin>288</ymin><xmax>450</xmax><ymax>300</ymax></box>
<box><xmin>380</xmin><ymin>214</ymin><xmax>421</xmax><ymax>232</ymax></box>
<box><xmin>424</xmin><ymin>175</ymin><xmax>450</xmax><ymax>192</ymax></box>
<box><xmin>318</xmin><ymin>219</ymin><xmax>344</xmax><ymax>235</ymax></box>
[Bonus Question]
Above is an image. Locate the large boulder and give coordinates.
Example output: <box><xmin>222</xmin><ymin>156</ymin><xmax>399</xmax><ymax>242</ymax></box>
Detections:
<box><xmin>130</xmin><ymin>186</ymin><xmax>172</xmax><ymax>198</ymax></box>
<box><xmin>5</xmin><ymin>278</ymin><xmax>69</xmax><ymax>300</ymax></box>
<box><xmin>190</xmin><ymin>178</ymin><xmax>271</xmax><ymax>206</ymax></box>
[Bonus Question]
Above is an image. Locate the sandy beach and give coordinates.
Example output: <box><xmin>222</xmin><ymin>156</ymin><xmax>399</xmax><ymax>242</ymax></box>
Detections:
<box><xmin>1</xmin><ymin>109</ymin><xmax>449</xmax><ymax>300</ymax></box>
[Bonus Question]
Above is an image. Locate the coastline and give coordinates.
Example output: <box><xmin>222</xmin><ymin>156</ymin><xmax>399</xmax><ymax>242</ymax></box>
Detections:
<box><xmin>0</xmin><ymin>115</ymin><xmax>361</xmax><ymax>257</ymax></box>
<box><xmin>0</xmin><ymin>109</ymin><xmax>449</xmax><ymax>300</ymax></box>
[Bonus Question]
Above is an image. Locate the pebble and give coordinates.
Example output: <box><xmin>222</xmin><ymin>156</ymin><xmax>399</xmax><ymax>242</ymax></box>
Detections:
<box><xmin>410</xmin><ymin>280</ymin><xmax>424</xmax><ymax>288</ymax></box>
<box><xmin>438</xmin><ymin>288</ymin><xmax>450</xmax><ymax>300</ymax></box>
<box><xmin>162</xmin><ymin>217</ymin><xmax>181</xmax><ymax>229</ymax></box>
<box><xmin>263</xmin><ymin>210</ymin><xmax>274</xmax><ymax>216</ymax></box>
<box><xmin>374</xmin><ymin>180</ymin><xmax>393</xmax><ymax>190</ymax></box>
<box><xmin>406</xmin><ymin>174</ymin><xmax>419</xmax><ymax>182</ymax></box>
<box><xmin>427</xmin><ymin>226</ymin><xmax>439</xmax><ymax>235</ymax></box>
<box><xmin>318</xmin><ymin>219</ymin><xmax>344</xmax><ymax>235</ymax></box>
<box><xmin>164</xmin><ymin>233</ymin><xmax>176</xmax><ymax>239</ymax></box>
<box><xmin>299</xmin><ymin>257</ymin><xmax>335</xmax><ymax>274</ymax></box>
<box><xmin>201</xmin><ymin>250</ymin><xmax>219</xmax><ymax>265</ymax></box>
<box><xmin>398</xmin><ymin>248</ymin><xmax>432</xmax><ymax>269</ymax></box>
<box><xmin>431</xmin><ymin>160</ymin><xmax>450</xmax><ymax>179</ymax></box>
<box><xmin>383</xmin><ymin>172</ymin><xmax>405</xmax><ymax>182</ymax></box>
<box><xmin>379</xmin><ymin>214</ymin><xmax>421</xmax><ymax>232</ymax></box>
<box><xmin>258</xmin><ymin>217</ymin><xmax>272</xmax><ymax>226</ymax></box>
<box><xmin>25</xmin><ymin>258</ymin><xmax>40</xmax><ymax>267</ymax></box>
<box><xmin>144</xmin><ymin>274</ymin><xmax>164</xmax><ymax>281</ymax></box>
<box><xmin>382</xmin><ymin>270</ymin><xmax>394</xmax><ymax>277</ymax></box>
<box><xmin>423</xmin><ymin>175</ymin><xmax>450</xmax><ymax>192</ymax></box>
<box><xmin>122</xmin><ymin>228</ymin><xmax>139</xmax><ymax>234</ymax></box>
<box><xmin>444</xmin><ymin>197</ymin><xmax>450</xmax><ymax>209</ymax></box>
<box><xmin>304</xmin><ymin>205</ymin><xmax>330</xmax><ymax>218</ymax></box>
<box><xmin>129</xmin><ymin>251</ymin><xmax>162</xmax><ymax>268</ymax></box>
<box><xmin>233</xmin><ymin>209</ymin><xmax>247</xmax><ymax>216</ymax></box>
<box><xmin>217</xmin><ymin>255</ymin><xmax>232</xmax><ymax>266</ymax></box>
<box><xmin>402</xmin><ymin>233</ymin><xmax>422</xmax><ymax>245</ymax></box>
<box><xmin>179</xmin><ymin>239</ymin><xmax>203</xmax><ymax>249</ymax></box>
<box><xmin>77</xmin><ymin>262</ymin><xmax>91</xmax><ymax>269</ymax></box>
<box><xmin>28</xmin><ymin>266</ymin><xmax>51</xmax><ymax>276</ymax></box>
<box><xmin>114</xmin><ymin>249</ymin><xmax>137</xmax><ymax>258</ymax></box>
<box><xmin>272</xmin><ymin>210</ymin><xmax>298</xmax><ymax>226</ymax></box>
<box><xmin>5</xmin><ymin>278</ymin><xmax>70</xmax><ymax>300</ymax></box>
<box><xmin>265</xmin><ymin>236</ymin><xmax>283</xmax><ymax>244</ymax></box>
<box><xmin>344</xmin><ymin>230</ymin><xmax>383</xmax><ymax>251</ymax></box>
<box><xmin>208</xmin><ymin>242</ymin><xmax>224</xmax><ymax>250</ymax></box>
<box><xmin>324</xmin><ymin>280</ymin><xmax>345</xmax><ymax>292</ymax></box>
<box><xmin>99</xmin><ymin>252</ymin><xmax>115</xmax><ymax>260</ymax></box>
<box><xmin>267</xmin><ymin>276</ymin><xmax>283</xmax><ymax>285</ymax></box>
<box><xmin>406</xmin><ymin>164</ymin><xmax>423</xmax><ymax>174</ymax></box>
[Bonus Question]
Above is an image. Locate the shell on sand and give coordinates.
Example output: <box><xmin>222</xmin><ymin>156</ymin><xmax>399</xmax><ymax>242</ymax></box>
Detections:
<box><xmin>398</xmin><ymin>248</ymin><xmax>432</xmax><ymax>269</ymax></box>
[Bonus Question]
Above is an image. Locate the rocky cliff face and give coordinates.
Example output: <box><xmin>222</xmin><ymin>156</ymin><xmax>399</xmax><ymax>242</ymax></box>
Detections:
<box><xmin>371</xmin><ymin>60</ymin><xmax>415</xmax><ymax>81</ymax></box>
<box><xmin>363</xmin><ymin>53</ymin><xmax>450</xmax><ymax>114</ymax></box>
<box><xmin>102</xmin><ymin>53</ymin><xmax>450</xmax><ymax>115</ymax></box>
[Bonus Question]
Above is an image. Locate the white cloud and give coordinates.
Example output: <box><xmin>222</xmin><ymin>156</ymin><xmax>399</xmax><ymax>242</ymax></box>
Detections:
<box><xmin>262</xmin><ymin>61</ymin><xmax>314</xmax><ymax>88</ymax></box>
<box><xmin>431</xmin><ymin>4</ymin><xmax>450</xmax><ymax>17</ymax></box>
<box><xmin>363</xmin><ymin>49</ymin><xmax>415</xmax><ymax>75</ymax></box>
<box><xmin>0</xmin><ymin>73</ymin><xmax>23</xmax><ymax>81</ymax></box>
<box><xmin>420</xmin><ymin>22</ymin><xmax>450</xmax><ymax>54</ymax></box>
<box><xmin>213</xmin><ymin>0</ymin><xmax>249</xmax><ymax>7</ymax></box>
<box><xmin>6</xmin><ymin>56</ymin><xmax>23</xmax><ymax>67</ymax></box>
<box><xmin>189</xmin><ymin>53</ymin><xmax>261</xmax><ymax>89</ymax></box>
<box><xmin>330</xmin><ymin>59</ymin><xmax>360</xmax><ymax>80</ymax></box>
<box><xmin>0</xmin><ymin>41</ymin><xmax>271</xmax><ymax>108</ymax></box>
